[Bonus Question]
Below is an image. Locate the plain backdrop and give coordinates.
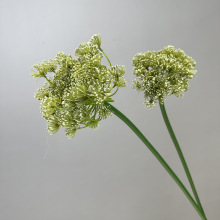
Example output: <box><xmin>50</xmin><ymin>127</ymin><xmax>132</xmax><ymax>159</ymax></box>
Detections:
<box><xmin>0</xmin><ymin>0</ymin><xmax>220</xmax><ymax>219</ymax></box>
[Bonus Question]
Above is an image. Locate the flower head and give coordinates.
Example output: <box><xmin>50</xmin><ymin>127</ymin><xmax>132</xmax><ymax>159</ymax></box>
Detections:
<box><xmin>32</xmin><ymin>34</ymin><xmax>126</xmax><ymax>138</ymax></box>
<box><xmin>132</xmin><ymin>46</ymin><xmax>196</xmax><ymax>107</ymax></box>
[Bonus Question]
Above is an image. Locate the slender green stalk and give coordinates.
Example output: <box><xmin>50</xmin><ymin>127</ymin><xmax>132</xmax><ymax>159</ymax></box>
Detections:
<box><xmin>44</xmin><ymin>76</ymin><xmax>55</xmax><ymax>87</ymax></box>
<box><xmin>104</xmin><ymin>101</ymin><xmax>207</xmax><ymax>220</ymax></box>
<box><xmin>99</xmin><ymin>47</ymin><xmax>120</xmax><ymax>98</ymax></box>
<box><xmin>99</xmin><ymin>47</ymin><xmax>112</xmax><ymax>66</ymax></box>
<box><xmin>159</xmin><ymin>102</ymin><xmax>206</xmax><ymax>218</ymax></box>
<box><xmin>108</xmin><ymin>85</ymin><xmax>119</xmax><ymax>97</ymax></box>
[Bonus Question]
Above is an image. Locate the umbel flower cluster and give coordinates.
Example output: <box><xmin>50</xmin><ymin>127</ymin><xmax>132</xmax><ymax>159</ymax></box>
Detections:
<box><xmin>132</xmin><ymin>46</ymin><xmax>197</xmax><ymax>107</ymax></box>
<box><xmin>32</xmin><ymin>35</ymin><xmax>126</xmax><ymax>138</ymax></box>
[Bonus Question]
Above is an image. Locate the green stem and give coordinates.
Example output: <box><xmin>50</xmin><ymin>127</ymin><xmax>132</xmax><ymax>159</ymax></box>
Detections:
<box><xmin>104</xmin><ymin>101</ymin><xmax>207</xmax><ymax>220</ymax></box>
<box><xmin>44</xmin><ymin>76</ymin><xmax>55</xmax><ymax>87</ymax></box>
<box><xmin>99</xmin><ymin>47</ymin><xmax>112</xmax><ymax>66</ymax></box>
<box><xmin>108</xmin><ymin>85</ymin><xmax>119</xmax><ymax>98</ymax></box>
<box><xmin>159</xmin><ymin>102</ymin><xmax>206</xmax><ymax>218</ymax></box>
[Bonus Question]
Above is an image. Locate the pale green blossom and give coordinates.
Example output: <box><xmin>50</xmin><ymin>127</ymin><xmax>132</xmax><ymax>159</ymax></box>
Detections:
<box><xmin>32</xmin><ymin>34</ymin><xmax>126</xmax><ymax>138</ymax></box>
<box><xmin>132</xmin><ymin>46</ymin><xmax>196</xmax><ymax>107</ymax></box>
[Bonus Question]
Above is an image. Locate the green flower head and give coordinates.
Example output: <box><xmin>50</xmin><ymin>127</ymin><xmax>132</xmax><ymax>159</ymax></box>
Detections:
<box><xmin>132</xmin><ymin>46</ymin><xmax>196</xmax><ymax>107</ymax></box>
<box><xmin>32</xmin><ymin>34</ymin><xmax>126</xmax><ymax>138</ymax></box>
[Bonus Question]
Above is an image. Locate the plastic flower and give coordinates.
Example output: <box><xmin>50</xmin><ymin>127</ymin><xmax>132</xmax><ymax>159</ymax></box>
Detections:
<box><xmin>32</xmin><ymin>34</ymin><xmax>126</xmax><ymax>138</ymax></box>
<box><xmin>132</xmin><ymin>46</ymin><xmax>197</xmax><ymax>107</ymax></box>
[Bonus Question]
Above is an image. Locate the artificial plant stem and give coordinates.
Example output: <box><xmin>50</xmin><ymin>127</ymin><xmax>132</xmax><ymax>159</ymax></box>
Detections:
<box><xmin>159</xmin><ymin>102</ymin><xmax>206</xmax><ymax>218</ymax></box>
<box><xmin>44</xmin><ymin>76</ymin><xmax>55</xmax><ymax>87</ymax></box>
<box><xmin>99</xmin><ymin>47</ymin><xmax>112</xmax><ymax>66</ymax></box>
<box><xmin>104</xmin><ymin>101</ymin><xmax>207</xmax><ymax>220</ymax></box>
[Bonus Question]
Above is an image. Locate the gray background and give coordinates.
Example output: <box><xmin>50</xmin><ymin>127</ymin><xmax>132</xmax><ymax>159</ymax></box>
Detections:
<box><xmin>0</xmin><ymin>0</ymin><xmax>220</xmax><ymax>219</ymax></box>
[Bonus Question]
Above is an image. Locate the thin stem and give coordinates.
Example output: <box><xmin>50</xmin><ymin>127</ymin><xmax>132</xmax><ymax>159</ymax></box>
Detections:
<box><xmin>99</xmin><ymin>47</ymin><xmax>112</xmax><ymax>66</ymax></box>
<box><xmin>104</xmin><ymin>101</ymin><xmax>207</xmax><ymax>220</ymax></box>
<box><xmin>108</xmin><ymin>85</ymin><xmax>119</xmax><ymax>98</ymax></box>
<box><xmin>99</xmin><ymin>47</ymin><xmax>119</xmax><ymax>97</ymax></box>
<box><xmin>44</xmin><ymin>76</ymin><xmax>55</xmax><ymax>87</ymax></box>
<box><xmin>159</xmin><ymin>102</ymin><xmax>206</xmax><ymax>218</ymax></box>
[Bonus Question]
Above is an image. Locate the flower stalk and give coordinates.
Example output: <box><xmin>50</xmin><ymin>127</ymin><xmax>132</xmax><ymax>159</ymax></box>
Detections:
<box><xmin>159</xmin><ymin>102</ymin><xmax>206</xmax><ymax>218</ymax></box>
<box><xmin>104</xmin><ymin>101</ymin><xmax>207</xmax><ymax>220</ymax></box>
<box><xmin>99</xmin><ymin>47</ymin><xmax>112</xmax><ymax>66</ymax></box>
